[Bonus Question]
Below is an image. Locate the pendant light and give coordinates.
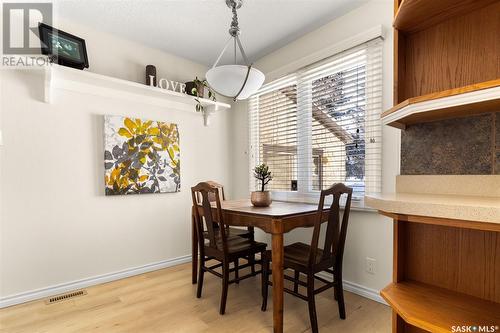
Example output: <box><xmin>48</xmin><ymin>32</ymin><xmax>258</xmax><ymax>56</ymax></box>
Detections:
<box><xmin>206</xmin><ymin>0</ymin><xmax>265</xmax><ymax>101</ymax></box>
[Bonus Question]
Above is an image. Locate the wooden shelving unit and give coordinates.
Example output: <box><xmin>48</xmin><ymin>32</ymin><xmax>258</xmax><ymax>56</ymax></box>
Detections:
<box><xmin>392</xmin><ymin>0</ymin><xmax>499</xmax><ymax>124</ymax></box>
<box><xmin>382</xmin><ymin>1</ymin><xmax>500</xmax><ymax>332</ymax></box>
<box><xmin>386</xmin><ymin>213</ymin><xmax>500</xmax><ymax>333</ymax></box>
<box><xmin>393</xmin><ymin>0</ymin><xmax>498</xmax><ymax>33</ymax></box>
<box><xmin>382</xmin><ymin>282</ymin><xmax>500</xmax><ymax>333</ymax></box>
<box><xmin>382</xmin><ymin>79</ymin><xmax>500</xmax><ymax>128</ymax></box>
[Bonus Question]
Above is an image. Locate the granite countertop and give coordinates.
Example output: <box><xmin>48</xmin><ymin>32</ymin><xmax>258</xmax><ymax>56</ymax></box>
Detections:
<box><xmin>365</xmin><ymin>175</ymin><xmax>500</xmax><ymax>224</ymax></box>
<box><xmin>365</xmin><ymin>192</ymin><xmax>500</xmax><ymax>224</ymax></box>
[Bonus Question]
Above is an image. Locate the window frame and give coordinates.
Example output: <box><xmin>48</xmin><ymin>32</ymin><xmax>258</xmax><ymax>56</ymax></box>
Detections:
<box><xmin>249</xmin><ymin>39</ymin><xmax>383</xmax><ymax>208</ymax></box>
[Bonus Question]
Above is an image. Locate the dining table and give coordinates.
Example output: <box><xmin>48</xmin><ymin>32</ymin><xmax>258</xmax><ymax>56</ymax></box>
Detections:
<box><xmin>191</xmin><ymin>199</ymin><xmax>328</xmax><ymax>333</ymax></box>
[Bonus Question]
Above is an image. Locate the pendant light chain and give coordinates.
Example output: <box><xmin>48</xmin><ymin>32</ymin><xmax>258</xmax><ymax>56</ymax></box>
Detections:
<box><xmin>228</xmin><ymin>0</ymin><xmax>252</xmax><ymax>99</ymax></box>
<box><xmin>206</xmin><ymin>0</ymin><xmax>265</xmax><ymax>100</ymax></box>
<box><xmin>229</xmin><ymin>2</ymin><xmax>240</xmax><ymax>37</ymax></box>
<box><xmin>211</xmin><ymin>0</ymin><xmax>249</xmax><ymax>69</ymax></box>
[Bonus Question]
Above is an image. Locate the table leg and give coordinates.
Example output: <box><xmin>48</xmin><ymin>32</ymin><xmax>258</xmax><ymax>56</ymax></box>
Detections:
<box><xmin>192</xmin><ymin>211</ymin><xmax>198</xmax><ymax>284</ymax></box>
<box><xmin>272</xmin><ymin>232</ymin><xmax>284</xmax><ymax>333</ymax></box>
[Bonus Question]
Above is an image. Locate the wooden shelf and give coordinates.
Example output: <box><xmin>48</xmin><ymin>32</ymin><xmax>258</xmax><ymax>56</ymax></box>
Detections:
<box><xmin>381</xmin><ymin>282</ymin><xmax>500</xmax><ymax>332</ymax></box>
<box><xmin>43</xmin><ymin>65</ymin><xmax>231</xmax><ymax>126</ymax></box>
<box><xmin>394</xmin><ymin>0</ymin><xmax>498</xmax><ymax>33</ymax></box>
<box><xmin>381</xmin><ymin>79</ymin><xmax>500</xmax><ymax>129</ymax></box>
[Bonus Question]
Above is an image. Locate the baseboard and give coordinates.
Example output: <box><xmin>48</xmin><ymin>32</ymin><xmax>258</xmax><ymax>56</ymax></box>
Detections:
<box><xmin>1</xmin><ymin>255</ymin><xmax>387</xmax><ymax>309</ymax></box>
<box><xmin>342</xmin><ymin>280</ymin><xmax>387</xmax><ymax>305</ymax></box>
<box><xmin>0</xmin><ymin>254</ymin><xmax>191</xmax><ymax>309</ymax></box>
<box><xmin>317</xmin><ymin>272</ymin><xmax>388</xmax><ymax>305</ymax></box>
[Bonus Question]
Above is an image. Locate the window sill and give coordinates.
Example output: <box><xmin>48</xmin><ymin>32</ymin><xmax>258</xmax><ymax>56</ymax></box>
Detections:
<box><xmin>270</xmin><ymin>191</ymin><xmax>377</xmax><ymax>213</ymax></box>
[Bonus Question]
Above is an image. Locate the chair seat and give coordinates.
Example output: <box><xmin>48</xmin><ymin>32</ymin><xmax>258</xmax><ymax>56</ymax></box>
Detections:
<box><xmin>203</xmin><ymin>232</ymin><xmax>266</xmax><ymax>254</ymax></box>
<box><xmin>284</xmin><ymin>242</ymin><xmax>324</xmax><ymax>267</ymax></box>
<box><xmin>218</xmin><ymin>238</ymin><xmax>267</xmax><ymax>255</ymax></box>
<box><xmin>203</xmin><ymin>227</ymin><xmax>251</xmax><ymax>239</ymax></box>
<box><xmin>203</xmin><ymin>232</ymin><xmax>240</xmax><ymax>244</ymax></box>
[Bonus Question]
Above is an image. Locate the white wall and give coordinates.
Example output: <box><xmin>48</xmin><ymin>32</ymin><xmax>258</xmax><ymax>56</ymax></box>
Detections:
<box><xmin>230</xmin><ymin>0</ymin><xmax>400</xmax><ymax>293</ymax></box>
<box><xmin>0</xmin><ymin>19</ymin><xmax>232</xmax><ymax>300</ymax></box>
<box><xmin>1</xmin><ymin>0</ymin><xmax>399</xmax><ymax>304</ymax></box>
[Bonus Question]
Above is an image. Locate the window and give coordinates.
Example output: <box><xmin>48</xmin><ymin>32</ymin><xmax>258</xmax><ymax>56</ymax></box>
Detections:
<box><xmin>249</xmin><ymin>39</ymin><xmax>383</xmax><ymax>202</ymax></box>
<box><xmin>249</xmin><ymin>78</ymin><xmax>298</xmax><ymax>192</ymax></box>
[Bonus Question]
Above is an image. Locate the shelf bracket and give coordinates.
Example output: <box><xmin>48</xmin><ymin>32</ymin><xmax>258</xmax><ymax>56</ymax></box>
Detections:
<box><xmin>202</xmin><ymin>107</ymin><xmax>213</xmax><ymax>127</ymax></box>
<box><xmin>201</xmin><ymin>104</ymin><xmax>221</xmax><ymax>126</ymax></box>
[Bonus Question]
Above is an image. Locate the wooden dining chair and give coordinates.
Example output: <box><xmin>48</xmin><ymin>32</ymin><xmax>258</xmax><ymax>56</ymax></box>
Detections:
<box><xmin>195</xmin><ymin>181</ymin><xmax>257</xmax><ymax>278</ymax></box>
<box><xmin>261</xmin><ymin>183</ymin><xmax>353</xmax><ymax>333</ymax></box>
<box><xmin>191</xmin><ymin>182</ymin><xmax>267</xmax><ymax>315</ymax></box>
<box><xmin>197</xmin><ymin>181</ymin><xmax>255</xmax><ymax>239</ymax></box>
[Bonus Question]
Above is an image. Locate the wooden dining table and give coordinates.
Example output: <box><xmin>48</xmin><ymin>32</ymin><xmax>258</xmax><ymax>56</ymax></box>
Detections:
<box><xmin>191</xmin><ymin>199</ymin><xmax>328</xmax><ymax>333</ymax></box>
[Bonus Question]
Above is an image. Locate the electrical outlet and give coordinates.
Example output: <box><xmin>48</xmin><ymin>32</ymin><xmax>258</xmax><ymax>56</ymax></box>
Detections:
<box><xmin>366</xmin><ymin>257</ymin><xmax>376</xmax><ymax>275</ymax></box>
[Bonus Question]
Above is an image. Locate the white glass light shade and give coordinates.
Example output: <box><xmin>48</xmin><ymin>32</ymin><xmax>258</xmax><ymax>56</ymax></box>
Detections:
<box><xmin>206</xmin><ymin>65</ymin><xmax>265</xmax><ymax>100</ymax></box>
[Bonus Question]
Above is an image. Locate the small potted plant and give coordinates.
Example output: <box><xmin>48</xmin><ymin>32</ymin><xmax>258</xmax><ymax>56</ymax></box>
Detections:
<box><xmin>185</xmin><ymin>77</ymin><xmax>216</xmax><ymax>113</ymax></box>
<box><xmin>251</xmin><ymin>163</ymin><xmax>272</xmax><ymax>207</ymax></box>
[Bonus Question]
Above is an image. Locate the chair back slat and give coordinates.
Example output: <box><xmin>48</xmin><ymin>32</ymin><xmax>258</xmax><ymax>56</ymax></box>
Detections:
<box><xmin>191</xmin><ymin>182</ymin><xmax>227</xmax><ymax>252</ymax></box>
<box><xmin>309</xmin><ymin>183</ymin><xmax>353</xmax><ymax>267</ymax></box>
<box><xmin>322</xmin><ymin>193</ymin><xmax>341</xmax><ymax>260</ymax></box>
<box><xmin>196</xmin><ymin>181</ymin><xmax>226</xmax><ymax>203</ymax></box>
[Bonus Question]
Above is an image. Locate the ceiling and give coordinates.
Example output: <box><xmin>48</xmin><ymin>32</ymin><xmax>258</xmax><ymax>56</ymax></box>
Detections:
<box><xmin>55</xmin><ymin>0</ymin><xmax>369</xmax><ymax>66</ymax></box>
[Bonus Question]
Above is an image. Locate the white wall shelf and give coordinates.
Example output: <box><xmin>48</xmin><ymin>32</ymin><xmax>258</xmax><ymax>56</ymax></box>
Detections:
<box><xmin>43</xmin><ymin>65</ymin><xmax>231</xmax><ymax>126</ymax></box>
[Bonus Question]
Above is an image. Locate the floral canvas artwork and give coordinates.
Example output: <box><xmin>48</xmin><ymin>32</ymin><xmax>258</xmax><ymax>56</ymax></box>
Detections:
<box><xmin>104</xmin><ymin>115</ymin><xmax>180</xmax><ymax>195</ymax></box>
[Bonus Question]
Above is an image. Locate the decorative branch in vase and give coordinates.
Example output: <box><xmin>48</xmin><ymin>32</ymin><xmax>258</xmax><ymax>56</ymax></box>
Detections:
<box><xmin>251</xmin><ymin>163</ymin><xmax>273</xmax><ymax>207</ymax></box>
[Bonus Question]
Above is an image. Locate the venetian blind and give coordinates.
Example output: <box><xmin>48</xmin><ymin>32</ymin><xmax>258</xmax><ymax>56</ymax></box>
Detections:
<box><xmin>248</xmin><ymin>75</ymin><xmax>298</xmax><ymax>191</ymax></box>
<box><xmin>249</xmin><ymin>38</ymin><xmax>383</xmax><ymax>199</ymax></box>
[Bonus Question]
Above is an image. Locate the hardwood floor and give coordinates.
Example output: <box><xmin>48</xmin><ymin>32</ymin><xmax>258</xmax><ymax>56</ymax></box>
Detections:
<box><xmin>0</xmin><ymin>263</ymin><xmax>391</xmax><ymax>333</ymax></box>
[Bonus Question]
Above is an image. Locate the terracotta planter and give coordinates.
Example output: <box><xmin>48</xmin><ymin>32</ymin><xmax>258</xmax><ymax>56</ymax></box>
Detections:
<box><xmin>184</xmin><ymin>81</ymin><xmax>204</xmax><ymax>98</ymax></box>
<box><xmin>251</xmin><ymin>191</ymin><xmax>272</xmax><ymax>207</ymax></box>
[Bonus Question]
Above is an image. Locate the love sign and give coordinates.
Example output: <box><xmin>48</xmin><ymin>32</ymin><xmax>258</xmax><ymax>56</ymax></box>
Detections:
<box><xmin>148</xmin><ymin>75</ymin><xmax>187</xmax><ymax>94</ymax></box>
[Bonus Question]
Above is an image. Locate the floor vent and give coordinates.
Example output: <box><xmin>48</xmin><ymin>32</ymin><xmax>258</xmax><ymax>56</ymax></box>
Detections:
<box><xmin>45</xmin><ymin>290</ymin><xmax>87</xmax><ymax>304</ymax></box>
